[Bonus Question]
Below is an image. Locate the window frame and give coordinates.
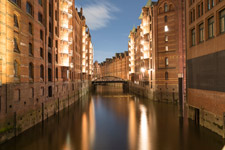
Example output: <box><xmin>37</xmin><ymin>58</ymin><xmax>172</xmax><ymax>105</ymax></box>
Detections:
<box><xmin>219</xmin><ymin>9</ymin><xmax>225</xmax><ymax>34</ymax></box>
<box><xmin>26</xmin><ymin>2</ymin><xmax>33</xmax><ymax>16</ymax></box>
<box><xmin>191</xmin><ymin>28</ymin><xmax>196</xmax><ymax>46</ymax></box>
<box><xmin>208</xmin><ymin>16</ymin><xmax>214</xmax><ymax>39</ymax></box>
<box><xmin>199</xmin><ymin>23</ymin><xmax>204</xmax><ymax>43</ymax></box>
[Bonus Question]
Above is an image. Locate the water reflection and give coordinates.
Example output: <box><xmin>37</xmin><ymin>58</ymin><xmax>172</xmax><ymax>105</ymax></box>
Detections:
<box><xmin>128</xmin><ymin>100</ymin><xmax>137</xmax><ymax>150</ymax></box>
<box><xmin>0</xmin><ymin>85</ymin><xmax>224</xmax><ymax>150</ymax></box>
<box><xmin>138</xmin><ymin>105</ymin><xmax>149</xmax><ymax>150</ymax></box>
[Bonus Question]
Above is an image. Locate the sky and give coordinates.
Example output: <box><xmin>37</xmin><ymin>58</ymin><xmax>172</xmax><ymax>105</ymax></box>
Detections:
<box><xmin>75</xmin><ymin>0</ymin><xmax>156</xmax><ymax>63</ymax></box>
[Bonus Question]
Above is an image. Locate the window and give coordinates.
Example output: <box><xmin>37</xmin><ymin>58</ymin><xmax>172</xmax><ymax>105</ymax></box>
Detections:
<box><xmin>165</xmin><ymin>57</ymin><xmax>169</xmax><ymax>66</ymax></box>
<box><xmin>198</xmin><ymin>4</ymin><xmax>201</xmax><ymax>17</ymax></box>
<box><xmin>29</xmin><ymin>23</ymin><xmax>32</xmax><ymax>34</ymax></box>
<box><xmin>29</xmin><ymin>62</ymin><xmax>34</xmax><ymax>79</ymax></box>
<box><xmin>48</xmin><ymin>68</ymin><xmax>52</xmax><ymax>82</ymax></box>
<box><xmin>201</xmin><ymin>2</ymin><xmax>203</xmax><ymax>15</ymax></box>
<box><xmin>165</xmin><ymin>72</ymin><xmax>168</xmax><ymax>80</ymax></box>
<box><xmin>14</xmin><ymin>60</ymin><xmax>18</xmax><ymax>77</ymax></box>
<box><xmin>29</xmin><ymin>43</ymin><xmax>33</xmax><ymax>56</ymax></box>
<box><xmin>40</xmin><ymin>65</ymin><xmax>44</xmax><ymax>79</ymax></box>
<box><xmin>40</xmin><ymin>47</ymin><xmax>44</xmax><ymax>58</ymax></box>
<box><xmin>49</xmin><ymin>22</ymin><xmax>52</xmax><ymax>33</ymax></box>
<box><xmin>165</xmin><ymin>35</ymin><xmax>168</xmax><ymax>42</ymax></box>
<box><xmin>165</xmin><ymin>46</ymin><xmax>168</xmax><ymax>51</ymax></box>
<box><xmin>40</xmin><ymin>30</ymin><xmax>43</xmax><ymax>40</ymax></box>
<box><xmin>48</xmin><ymin>37</ymin><xmax>52</xmax><ymax>47</ymax></box>
<box><xmin>49</xmin><ymin>4</ymin><xmax>52</xmax><ymax>17</ymax></box>
<box><xmin>211</xmin><ymin>0</ymin><xmax>214</xmax><ymax>8</ymax></box>
<box><xmin>164</xmin><ymin>25</ymin><xmax>169</xmax><ymax>32</ymax></box>
<box><xmin>14</xmin><ymin>38</ymin><xmax>20</xmax><ymax>53</ymax></box>
<box><xmin>14</xmin><ymin>14</ymin><xmax>19</xmax><ymax>28</ymax></box>
<box><xmin>208</xmin><ymin>16</ymin><xmax>214</xmax><ymax>38</ymax></box>
<box><xmin>165</xmin><ymin>15</ymin><xmax>167</xmax><ymax>22</ymax></box>
<box><xmin>38</xmin><ymin>0</ymin><xmax>42</xmax><ymax>6</ymax></box>
<box><xmin>11</xmin><ymin>0</ymin><xmax>20</xmax><ymax>6</ymax></box>
<box><xmin>56</xmin><ymin>67</ymin><xmax>58</xmax><ymax>79</ymax></box>
<box><xmin>48</xmin><ymin>86</ymin><xmax>52</xmax><ymax>97</ymax></box>
<box><xmin>26</xmin><ymin>2</ymin><xmax>32</xmax><ymax>16</ymax></box>
<box><xmin>199</xmin><ymin>23</ymin><xmax>204</xmax><ymax>42</ymax></box>
<box><xmin>207</xmin><ymin>0</ymin><xmax>210</xmax><ymax>10</ymax></box>
<box><xmin>38</xmin><ymin>12</ymin><xmax>43</xmax><ymax>23</ymax></box>
<box><xmin>220</xmin><ymin>9</ymin><xmax>225</xmax><ymax>33</ymax></box>
<box><xmin>191</xmin><ymin>28</ymin><xmax>196</xmax><ymax>46</ymax></box>
<box><xmin>48</xmin><ymin>53</ymin><xmax>52</xmax><ymax>63</ymax></box>
<box><xmin>55</xmin><ymin>11</ymin><xmax>58</xmax><ymax>21</ymax></box>
<box><xmin>164</xmin><ymin>3</ymin><xmax>168</xmax><ymax>12</ymax></box>
<box><xmin>55</xmin><ymin>54</ymin><xmax>58</xmax><ymax>63</ymax></box>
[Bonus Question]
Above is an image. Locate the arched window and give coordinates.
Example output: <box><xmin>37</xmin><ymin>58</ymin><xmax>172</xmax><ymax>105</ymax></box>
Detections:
<box><xmin>40</xmin><ymin>65</ymin><xmax>44</xmax><ymax>79</ymax></box>
<box><xmin>165</xmin><ymin>15</ymin><xmax>168</xmax><ymax>22</ymax></box>
<box><xmin>14</xmin><ymin>60</ymin><xmax>18</xmax><ymax>77</ymax></box>
<box><xmin>29</xmin><ymin>62</ymin><xmax>34</xmax><ymax>79</ymax></box>
<box><xmin>164</xmin><ymin>3</ymin><xmax>168</xmax><ymax>12</ymax></box>
<box><xmin>14</xmin><ymin>14</ymin><xmax>19</xmax><ymax>28</ymax></box>
<box><xmin>165</xmin><ymin>72</ymin><xmax>168</xmax><ymax>80</ymax></box>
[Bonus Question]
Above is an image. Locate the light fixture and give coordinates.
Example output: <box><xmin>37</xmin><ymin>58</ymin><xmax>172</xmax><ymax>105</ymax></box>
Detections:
<box><xmin>141</xmin><ymin>67</ymin><xmax>146</xmax><ymax>73</ymax></box>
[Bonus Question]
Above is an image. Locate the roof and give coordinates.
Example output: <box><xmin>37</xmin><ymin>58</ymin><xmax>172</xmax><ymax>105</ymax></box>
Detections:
<box><xmin>145</xmin><ymin>0</ymin><xmax>152</xmax><ymax>7</ymax></box>
<box><xmin>139</xmin><ymin>12</ymin><xmax>143</xmax><ymax>20</ymax></box>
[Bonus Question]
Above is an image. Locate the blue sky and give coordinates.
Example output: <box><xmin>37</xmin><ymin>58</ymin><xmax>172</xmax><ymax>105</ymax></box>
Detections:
<box><xmin>75</xmin><ymin>0</ymin><xmax>155</xmax><ymax>63</ymax></box>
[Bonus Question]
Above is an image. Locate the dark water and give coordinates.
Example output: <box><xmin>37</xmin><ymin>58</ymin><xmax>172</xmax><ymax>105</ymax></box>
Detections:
<box><xmin>0</xmin><ymin>85</ymin><xmax>224</xmax><ymax>150</ymax></box>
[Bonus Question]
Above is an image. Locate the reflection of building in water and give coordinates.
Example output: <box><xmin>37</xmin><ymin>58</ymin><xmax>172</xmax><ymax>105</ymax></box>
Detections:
<box><xmin>81</xmin><ymin>113</ymin><xmax>88</xmax><ymax>150</ymax></box>
<box><xmin>89</xmin><ymin>99</ymin><xmax>96</xmax><ymax>147</ymax></box>
<box><xmin>62</xmin><ymin>133</ymin><xmax>72</xmax><ymax>150</ymax></box>
<box><xmin>138</xmin><ymin>105</ymin><xmax>149</xmax><ymax>150</ymax></box>
<box><xmin>81</xmin><ymin>98</ymin><xmax>96</xmax><ymax>150</ymax></box>
<box><xmin>128</xmin><ymin>100</ymin><xmax>137</xmax><ymax>150</ymax></box>
<box><xmin>95</xmin><ymin>85</ymin><xmax>125</xmax><ymax>96</ymax></box>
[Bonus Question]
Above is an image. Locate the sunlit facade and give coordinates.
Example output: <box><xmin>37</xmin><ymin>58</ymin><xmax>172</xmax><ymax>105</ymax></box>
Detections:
<box><xmin>128</xmin><ymin>0</ymin><xmax>186</xmax><ymax>102</ymax></box>
<box><xmin>0</xmin><ymin>0</ymin><xmax>93</xmax><ymax>143</ymax></box>
<box><xmin>99</xmin><ymin>51</ymin><xmax>129</xmax><ymax>80</ymax></box>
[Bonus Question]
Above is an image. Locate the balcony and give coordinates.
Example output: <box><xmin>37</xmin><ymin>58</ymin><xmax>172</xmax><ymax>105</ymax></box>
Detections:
<box><xmin>63</xmin><ymin>0</ymin><xmax>72</xmax><ymax>6</ymax></box>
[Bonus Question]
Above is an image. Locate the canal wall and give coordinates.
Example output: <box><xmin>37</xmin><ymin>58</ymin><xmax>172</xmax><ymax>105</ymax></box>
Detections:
<box><xmin>188</xmin><ymin>105</ymin><xmax>225</xmax><ymax>138</ymax></box>
<box><xmin>0</xmin><ymin>81</ymin><xmax>91</xmax><ymax>144</ymax></box>
<box><xmin>128</xmin><ymin>82</ymin><xmax>179</xmax><ymax>103</ymax></box>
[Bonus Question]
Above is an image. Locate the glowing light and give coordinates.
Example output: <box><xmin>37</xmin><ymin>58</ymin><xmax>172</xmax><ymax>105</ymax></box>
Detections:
<box><xmin>141</xmin><ymin>67</ymin><xmax>146</xmax><ymax>73</ymax></box>
<box><xmin>138</xmin><ymin>105</ymin><xmax>149</xmax><ymax>150</ymax></box>
<box><xmin>165</xmin><ymin>25</ymin><xmax>169</xmax><ymax>32</ymax></box>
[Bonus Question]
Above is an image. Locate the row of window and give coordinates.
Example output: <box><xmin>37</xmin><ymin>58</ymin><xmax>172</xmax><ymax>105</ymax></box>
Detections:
<box><xmin>13</xmin><ymin>61</ymin><xmax>58</xmax><ymax>81</ymax></box>
<box><xmin>189</xmin><ymin>0</ymin><xmax>224</xmax><ymax>24</ymax></box>
<box><xmin>191</xmin><ymin>8</ymin><xmax>225</xmax><ymax>46</ymax></box>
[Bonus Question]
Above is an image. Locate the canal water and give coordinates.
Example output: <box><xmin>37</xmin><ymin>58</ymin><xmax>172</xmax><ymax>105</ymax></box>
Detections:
<box><xmin>0</xmin><ymin>85</ymin><xmax>224</xmax><ymax>150</ymax></box>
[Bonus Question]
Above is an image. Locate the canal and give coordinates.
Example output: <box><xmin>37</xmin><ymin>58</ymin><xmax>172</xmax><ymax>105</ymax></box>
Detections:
<box><xmin>0</xmin><ymin>85</ymin><xmax>224</xmax><ymax>150</ymax></box>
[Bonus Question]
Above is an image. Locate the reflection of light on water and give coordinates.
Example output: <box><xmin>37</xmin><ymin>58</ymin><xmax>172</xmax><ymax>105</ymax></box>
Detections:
<box><xmin>89</xmin><ymin>99</ymin><xmax>96</xmax><ymax>147</ymax></box>
<box><xmin>138</xmin><ymin>105</ymin><xmax>149</xmax><ymax>150</ymax></box>
<box><xmin>82</xmin><ymin>113</ymin><xmax>88</xmax><ymax>150</ymax></box>
<box><xmin>222</xmin><ymin>146</ymin><xmax>225</xmax><ymax>150</ymax></box>
<box><xmin>128</xmin><ymin>100</ymin><xmax>137</xmax><ymax>150</ymax></box>
<box><xmin>62</xmin><ymin>133</ymin><xmax>72</xmax><ymax>150</ymax></box>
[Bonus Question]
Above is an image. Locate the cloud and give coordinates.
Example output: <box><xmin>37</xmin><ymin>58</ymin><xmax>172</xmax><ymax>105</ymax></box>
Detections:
<box><xmin>82</xmin><ymin>0</ymin><xmax>119</xmax><ymax>30</ymax></box>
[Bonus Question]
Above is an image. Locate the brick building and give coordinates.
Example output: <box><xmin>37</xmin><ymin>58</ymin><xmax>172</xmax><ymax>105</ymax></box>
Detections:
<box><xmin>99</xmin><ymin>51</ymin><xmax>129</xmax><ymax>80</ymax></box>
<box><xmin>0</xmin><ymin>0</ymin><xmax>93</xmax><ymax>143</ymax></box>
<box><xmin>186</xmin><ymin>0</ymin><xmax>225</xmax><ymax>137</ymax></box>
<box><xmin>128</xmin><ymin>0</ymin><xmax>186</xmax><ymax>102</ymax></box>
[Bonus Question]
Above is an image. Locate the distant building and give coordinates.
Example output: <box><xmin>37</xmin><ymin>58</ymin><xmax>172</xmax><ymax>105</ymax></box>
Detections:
<box><xmin>98</xmin><ymin>51</ymin><xmax>129</xmax><ymax>80</ymax></box>
<box><xmin>186</xmin><ymin>0</ymin><xmax>225</xmax><ymax>136</ymax></box>
<box><xmin>93</xmin><ymin>61</ymin><xmax>101</xmax><ymax>80</ymax></box>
